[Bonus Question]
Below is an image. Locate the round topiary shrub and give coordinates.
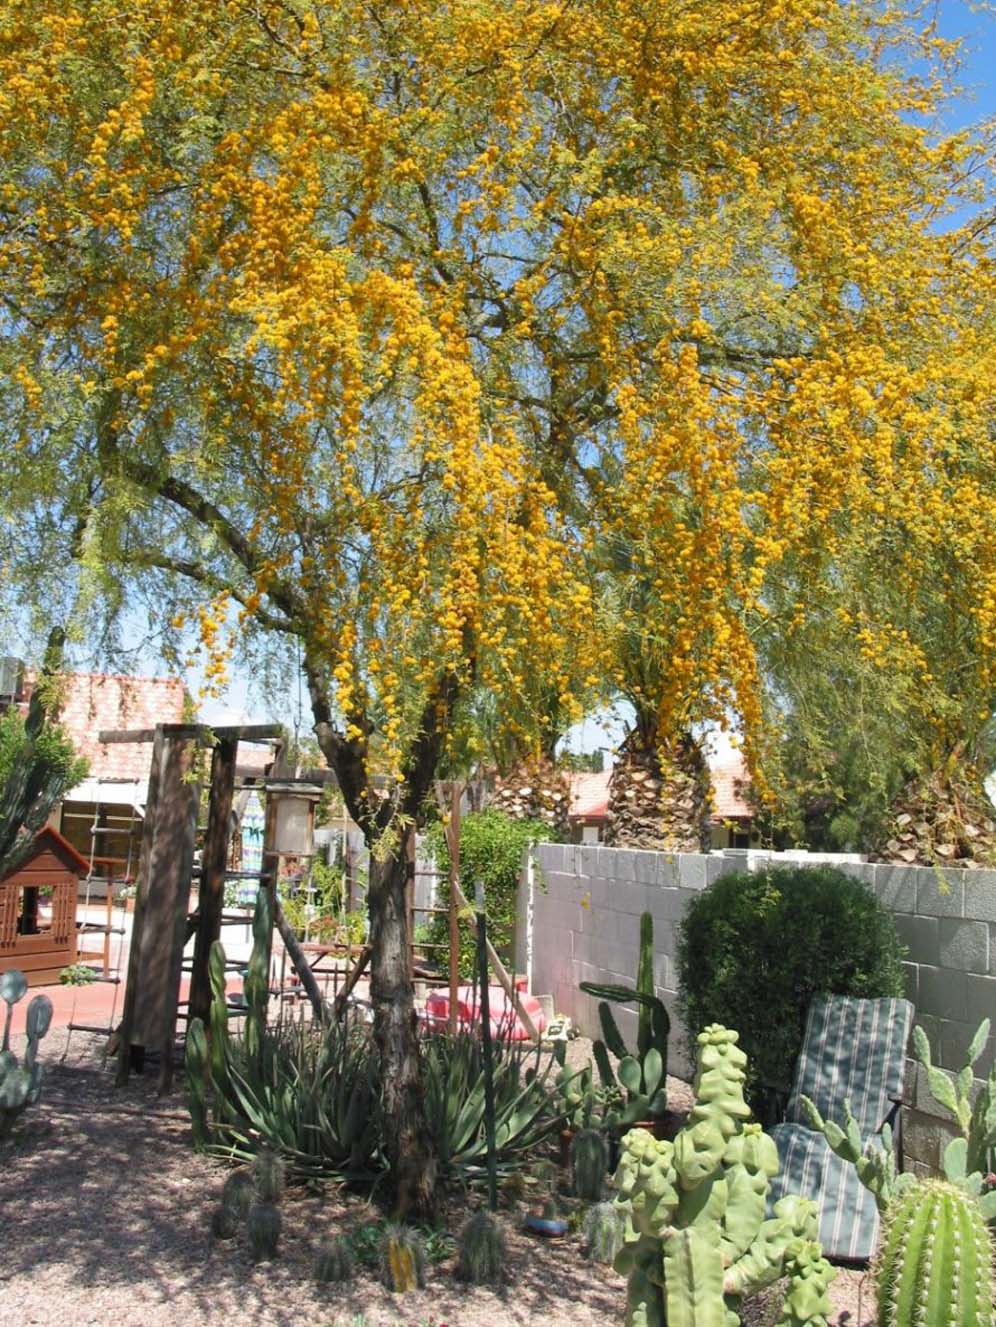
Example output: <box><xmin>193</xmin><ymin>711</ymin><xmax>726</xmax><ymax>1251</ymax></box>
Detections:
<box><xmin>676</xmin><ymin>866</ymin><xmax>907</xmax><ymax>1123</ymax></box>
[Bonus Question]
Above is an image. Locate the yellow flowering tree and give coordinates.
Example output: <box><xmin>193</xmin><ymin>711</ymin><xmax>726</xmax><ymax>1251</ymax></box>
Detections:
<box><xmin>2</xmin><ymin>0</ymin><xmax>996</xmax><ymax>1207</ymax></box>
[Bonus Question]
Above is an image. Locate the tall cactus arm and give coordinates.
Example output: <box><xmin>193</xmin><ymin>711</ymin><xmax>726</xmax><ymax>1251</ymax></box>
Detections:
<box><xmin>663</xmin><ymin>1227</ymin><xmax>738</xmax><ymax>1327</ymax></box>
<box><xmin>637</xmin><ymin>912</ymin><xmax>655</xmax><ymax>1062</ymax></box>
<box><xmin>596</xmin><ymin>999</ymin><xmax>631</xmax><ymax>1062</ymax></box>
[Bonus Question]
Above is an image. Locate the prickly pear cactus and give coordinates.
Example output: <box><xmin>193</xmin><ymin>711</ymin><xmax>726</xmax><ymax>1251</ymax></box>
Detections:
<box><xmin>875</xmin><ymin>1180</ymin><xmax>993</xmax><ymax>1327</ymax></box>
<box><xmin>0</xmin><ymin>970</ymin><xmax>53</xmax><ymax>1139</ymax></box>
<box><xmin>571</xmin><ymin>1126</ymin><xmax>608</xmax><ymax>1201</ymax></box>
<box><xmin>613</xmin><ymin>1025</ymin><xmax>832</xmax><ymax>1327</ymax></box>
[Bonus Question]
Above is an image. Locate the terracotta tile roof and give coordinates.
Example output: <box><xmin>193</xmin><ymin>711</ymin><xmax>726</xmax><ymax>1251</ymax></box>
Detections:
<box><xmin>567</xmin><ymin>753</ymin><xmax>754</xmax><ymax>825</ymax></box>
<box><xmin>25</xmin><ymin>672</ymin><xmax>187</xmax><ymax>784</ymax></box>
<box><xmin>709</xmin><ymin>753</ymin><xmax>753</xmax><ymax>821</ymax></box>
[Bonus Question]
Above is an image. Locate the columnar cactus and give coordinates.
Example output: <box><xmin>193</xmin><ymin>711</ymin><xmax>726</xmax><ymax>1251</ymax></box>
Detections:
<box><xmin>875</xmin><ymin>1180</ymin><xmax>993</xmax><ymax>1327</ymax></box>
<box><xmin>613</xmin><ymin>1025</ymin><xmax>833</xmax><ymax>1327</ymax></box>
<box><xmin>583</xmin><ymin>1200</ymin><xmax>624</xmax><ymax>1265</ymax></box>
<box><xmin>0</xmin><ymin>970</ymin><xmax>53</xmax><ymax>1139</ymax></box>
<box><xmin>581</xmin><ymin>911</ymin><xmax>670</xmax><ymax>1127</ymax></box>
<box><xmin>379</xmin><ymin>1224</ymin><xmax>426</xmax><ymax>1292</ymax></box>
<box><xmin>455</xmin><ymin>1211</ymin><xmax>506</xmax><ymax>1286</ymax></box>
<box><xmin>570</xmin><ymin>1126</ymin><xmax>608</xmax><ymax>1201</ymax></box>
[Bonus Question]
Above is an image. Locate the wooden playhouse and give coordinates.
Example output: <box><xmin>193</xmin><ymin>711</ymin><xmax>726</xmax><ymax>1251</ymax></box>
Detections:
<box><xmin>0</xmin><ymin>827</ymin><xmax>87</xmax><ymax>985</ymax></box>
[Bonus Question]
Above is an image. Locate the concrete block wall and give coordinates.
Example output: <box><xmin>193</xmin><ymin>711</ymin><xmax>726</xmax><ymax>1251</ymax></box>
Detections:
<box><xmin>519</xmin><ymin>845</ymin><xmax>996</xmax><ymax>1176</ymax></box>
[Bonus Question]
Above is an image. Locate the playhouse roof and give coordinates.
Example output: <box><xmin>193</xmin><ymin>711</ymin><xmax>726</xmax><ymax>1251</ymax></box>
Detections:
<box><xmin>1</xmin><ymin>825</ymin><xmax>90</xmax><ymax>882</ymax></box>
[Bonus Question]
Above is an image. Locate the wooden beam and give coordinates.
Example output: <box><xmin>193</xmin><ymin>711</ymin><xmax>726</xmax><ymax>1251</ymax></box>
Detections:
<box><xmin>331</xmin><ymin>945</ymin><xmax>371</xmax><ymax>1020</ymax></box>
<box><xmin>98</xmin><ymin>723</ymin><xmax>284</xmax><ymax>745</ymax></box>
<box><xmin>274</xmin><ymin>898</ymin><xmax>327</xmax><ymax>1023</ymax></box>
<box><xmin>188</xmin><ymin>737</ymin><xmax>238</xmax><ymax>1029</ymax></box>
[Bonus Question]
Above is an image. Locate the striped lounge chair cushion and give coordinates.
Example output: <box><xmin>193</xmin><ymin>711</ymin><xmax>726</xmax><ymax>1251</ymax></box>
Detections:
<box><xmin>767</xmin><ymin>994</ymin><xmax>914</xmax><ymax>1261</ymax></box>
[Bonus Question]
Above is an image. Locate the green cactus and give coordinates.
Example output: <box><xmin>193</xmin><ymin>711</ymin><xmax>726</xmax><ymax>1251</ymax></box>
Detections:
<box><xmin>247</xmin><ymin>1200</ymin><xmax>281</xmax><ymax>1261</ymax></box>
<box><xmin>244</xmin><ymin>887</ymin><xmax>273</xmax><ymax>1061</ymax></box>
<box><xmin>252</xmin><ymin>1145</ymin><xmax>285</xmax><ymax>1204</ymax></box>
<box><xmin>455</xmin><ymin>1211</ymin><xmax>506</xmax><ymax>1286</ymax></box>
<box><xmin>802</xmin><ymin>1017</ymin><xmax>996</xmax><ymax>1225</ymax></box>
<box><xmin>583</xmin><ymin>1200</ymin><xmax>624</xmax><ymax>1265</ymax></box>
<box><xmin>314</xmin><ymin>1235</ymin><xmax>355</xmax><ymax>1283</ymax></box>
<box><xmin>0</xmin><ymin>971</ymin><xmax>53</xmax><ymax>1139</ymax></box>
<box><xmin>570</xmin><ymin>1126</ymin><xmax>607</xmax><ymax>1201</ymax></box>
<box><xmin>581</xmin><ymin>911</ymin><xmax>670</xmax><ymax>1127</ymax></box>
<box><xmin>612</xmin><ymin>1024</ymin><xmax>833</xmax><ymax>1327</ymax></box>
<box><xmin>875</xmin><ymin>1180</ymin><xmax>993</xmax><ymax>1327</ymax></box>
<box><xmin>776</xmin><ymin>1242</ymin><xmax>836</xmax><ymax>1327</ymax></box>
<box><xmin>221</xmin><ymin>1169</ymin><xmax>254</xmax><ymax>1221</ymax></box>
<box><xmin>185</xmin><ymin>1015</ymin><xmax>209</xmax><ymax>1148</ymax></box>
<box><xmin>211</xmin><ymin>1204</ymin><xmax>240</xmax><ymax>1240</ymax></box>
<box><xmin>379</xmin><ymin>1223</ymin><xmax>426</xmax><ymax>1293</ymax></box>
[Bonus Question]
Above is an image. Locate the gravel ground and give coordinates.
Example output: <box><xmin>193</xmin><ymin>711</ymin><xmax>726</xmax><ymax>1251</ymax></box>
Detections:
<box><xmin>1</xmin><ymin>1033</ymin><xmax>875</xmax><ymax>1326</ymax></box>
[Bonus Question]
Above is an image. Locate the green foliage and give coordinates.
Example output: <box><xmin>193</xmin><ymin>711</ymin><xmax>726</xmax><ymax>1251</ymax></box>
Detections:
<box><xmin>454</xmin><ymin>1211</ymin><xmax>506</xmax><ymax>1287</ymax></box>
<box><xmin>581</xmin><ymin>911</ymin><xmax>669</xmax><ymax>1127</ymax></box>
<box><xmin>278</xmin><ymin>858</ymin><xmax>351</xmax><ymax>942</ymax></box>
<box><xmin>0</xmin><ymin>969</ymin><xmax>53</xmax><ymax>1139</ymax></box>
<box><xmin>612</xmin><ymin>1025</ymin><xmax>835</xmax><ymax>1327</ymax></box>
<box><xmin>570</xmin><ymin>1127</ymin><xmax>607</xmax><ymax>1202</ymax></box>
<box><xmin>676</xmin><ymin>868</ymin><xmax>907</xmax><ymax>1121</ymax></box>
<box><xmin>59</xmin><ymin>963</ymin><xmax>96</xmax><ymax>986</ymax></box>
<box><xmin>378</xmin><ymin>1224</ymin><xmax>426</xmax><ymax>1293</ymax></box>
<box><xmin>583</xmin><ymin>1201</ymin><xmax>624</xmax><ymax>1265</ymax></box>
<box><xmin>425</xmin><ymin>809</ymin><xmax>552</xmax><ymax>979</ymax></box>
<box><xmin>314</xmin><ymin>1236</ymin><xmax>356</xmax><ymax>1284</ymax></box>
<box><xmin>875</xmin><ymin>1181</ymin><xmax>993</xmax><ymax>1327</ymax></box>
<box><xmin>0</xmin><ymin>705</ymin><xmax>87</xmax><ymax>879</ymax></box>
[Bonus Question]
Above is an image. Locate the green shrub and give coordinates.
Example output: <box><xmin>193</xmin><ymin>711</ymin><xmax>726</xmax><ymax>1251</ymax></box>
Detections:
<box><xmin>424</xmin><ymin>809</ymin><xmax>552</xmax><ymax>978</ymax></box>
<box><xmin>676</xmin><ymin>866</ymin><xmax>906</xmax><ymax>1123</ymax></box>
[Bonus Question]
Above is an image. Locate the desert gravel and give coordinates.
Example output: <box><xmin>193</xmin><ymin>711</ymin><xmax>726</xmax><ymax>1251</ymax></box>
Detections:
<box><xmin>1</xmin><ymin>1031</ymin><xmax>874</xmax><ymax>1326</ymax></box>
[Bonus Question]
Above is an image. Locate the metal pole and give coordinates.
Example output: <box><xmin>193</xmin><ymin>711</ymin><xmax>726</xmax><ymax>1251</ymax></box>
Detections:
<box><xmin>475</xmin><ymin>878</ymin><xmax>498</xmax><ymax>1213</ymax></box>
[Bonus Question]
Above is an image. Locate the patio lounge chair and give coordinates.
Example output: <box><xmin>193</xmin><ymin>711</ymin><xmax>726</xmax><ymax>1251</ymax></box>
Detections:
<box><xmin>765</xmin><ymin>993</ymin><xmax>914</xmax><ymax>1262</ymax></box>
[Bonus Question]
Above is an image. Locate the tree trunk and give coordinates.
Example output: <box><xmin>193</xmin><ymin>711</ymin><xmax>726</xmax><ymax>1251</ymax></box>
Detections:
<box><xmin>490</xmin><ymin>754</ymin><xmax>571</xmax><ymax>837</ymax></box>
<box><xmin>874</xmin><ymin>747</ymin><xmax>996</xmax><ymax>867</ymax></box>
<box><xmin>606</xmin><ymin>729</ymin><xmax>712</xmax><ymax>852</ymax></box>
<box><xmin>367</xmin><ymin>826</ymin><xmax>437</xmax><ymax>1219</ymax></box>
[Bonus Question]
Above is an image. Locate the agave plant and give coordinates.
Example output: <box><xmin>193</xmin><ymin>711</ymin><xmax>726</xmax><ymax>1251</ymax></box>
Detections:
<box><xmin>421</xmin><ymin>1021</ymin><xmax>566</xmax><ymax>1180</ymax></box>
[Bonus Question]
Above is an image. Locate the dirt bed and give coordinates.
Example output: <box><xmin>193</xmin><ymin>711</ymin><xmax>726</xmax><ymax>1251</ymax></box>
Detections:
<box><xmin>1</xmin><ymin>1033</ymin><xmax>874</xmax><ymax>1326</ymax></box>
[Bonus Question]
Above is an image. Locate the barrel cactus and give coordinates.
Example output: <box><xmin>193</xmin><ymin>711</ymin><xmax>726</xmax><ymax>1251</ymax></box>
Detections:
<box><xmin>379</xmin><ymin>1223</ymin><xmax>426</xmax><ymax>1292</ymax></box>
<box><xmin>613</xmin><ymin>1024</ymin><xmax>836</xmax><ymax>1327</ymax></box>
<box><xmin>221</xmin><ymin>1169</ymin><xmax>254</xmax><ymax>1222</ymax></box>
<box><xmin>875</xmin><ymin>1180</ymin><xmax>993</xmax><ymax>1327</ymax></box>
<box><xmin>314</xmin><ymin>1235</ymin><xmax>355</xmax><ymax>1283</ymax></box>
<box><xmin>455</xmin><ymin>1211</ymin><xmax>505</xmax><ymax>1286</ymax></box>
<box><xmin>0</xmin><ymin>970</ymin><xmax>53</xmax><ymax>1139</ymax></box>
<box><xmin>571</xmin><ymin>1127</ymin><xmax>608</xmax><ymax>1202</ymax></box>
<box><xmin>247</xmin><ymin>1200</ymin><xmax>281</xmax><ymax>1261</ymax></box>
<box><xmin>252</xmin><ymin>1145</ymin><xmax>285</xmax><ymax>1204</ymax></box>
